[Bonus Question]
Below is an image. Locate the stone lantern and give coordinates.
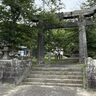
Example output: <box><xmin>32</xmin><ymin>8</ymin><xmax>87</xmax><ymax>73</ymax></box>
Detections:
<box><xmin>0</xmin><ymin>41</ymin><xmax>10</xmax><ymax>60</ymax></box>
<box><xmin>2</xmin><ymin>45</ymin><xmax>10</xmax><ymax>60</ymax></box>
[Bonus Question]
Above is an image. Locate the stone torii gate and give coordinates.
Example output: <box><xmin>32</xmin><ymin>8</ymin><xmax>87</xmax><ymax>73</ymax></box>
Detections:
<box><xmin>37</xmin><ymin>5</ymin><xmax>96</xmax><ymax>64</ymax></box>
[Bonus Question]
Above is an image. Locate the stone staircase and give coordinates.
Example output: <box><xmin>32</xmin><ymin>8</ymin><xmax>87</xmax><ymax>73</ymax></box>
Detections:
<box><xmin>22</xmin><ymin>59</ymin><xmax>84</xmax><ymax>87</ymax></box>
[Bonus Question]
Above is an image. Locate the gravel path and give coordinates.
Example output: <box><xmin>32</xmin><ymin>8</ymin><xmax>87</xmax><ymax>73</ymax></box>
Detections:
<box><xmin>0</xmin><ymin>83</ymin><xmax>15</xmax><ymax>96</ymax></box>
<box><xmin>1</xmin><ymin>85</ymin><xmax>96</xmax><ymax>96</ymax></box>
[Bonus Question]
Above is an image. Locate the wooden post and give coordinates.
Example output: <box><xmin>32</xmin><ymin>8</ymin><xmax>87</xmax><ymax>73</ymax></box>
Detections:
<box><xmin>37</xmin><ymin>31</ymin><xmax>45</xmax><ymax>64</ymax></box>
<box><xmin>78</xmin><ymin>15</ymin><xmax>88</xmax><ymax>64</ymax></box>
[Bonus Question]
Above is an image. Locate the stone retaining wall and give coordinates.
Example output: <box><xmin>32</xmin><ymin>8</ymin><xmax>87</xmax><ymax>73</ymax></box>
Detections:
<box><xmin>0</xmin><ymin>59</ymin><xmax>32</xmax><ymax>84</ymax></box>
<box><xmin>86</xmin><ymin>57</ymin><xmax>96</xmax><ymax>88</ymax></box>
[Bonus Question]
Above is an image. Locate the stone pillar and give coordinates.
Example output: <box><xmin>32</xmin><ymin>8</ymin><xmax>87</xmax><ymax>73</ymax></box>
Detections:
<box><xmin>78</xmin><ymin>15</ymin><xmax>88</xmax><ymax>63</ymax></box>
<box><xmin>37</xmin><ymin>31</ymin><xmax>45</xmax><ymax>64</ymax></box>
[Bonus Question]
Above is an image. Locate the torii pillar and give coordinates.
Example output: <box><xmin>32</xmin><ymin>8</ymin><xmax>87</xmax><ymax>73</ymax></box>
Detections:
<box><xmin>78</xmin><ymin>15</ymin><xmax>88</xmax><ymax>64</ymax></box>
<box><xmin>37</xmin><ymin>31</ymin><xmax>45</xmax><ymax>64</ymax></box>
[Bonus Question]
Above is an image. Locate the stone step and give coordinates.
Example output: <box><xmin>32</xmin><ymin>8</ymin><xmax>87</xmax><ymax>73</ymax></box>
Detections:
<box><xmin>50</xmin><ymin>58</ymin><xmax>79</xmax><ymax>64</ymax></box>
<box><xmin>28</xmin><ymin>74</ymin><xmax>83</xmax><ymax>79</ymax></box>
<box><xmin>24</xmin><ymin>78</ymin><xmax>83</xmax><ymax>84</ymax></box>
<box><xmin>22</xmin><ymin>82</ymin><xmax>83</xmax><ymax>87</ymax></box>
<box><xmin>30</xmin><ymin>70</ymin><xmax>82</xmax><ymax>75</ymax></box>
<box><xmin>22</xmin><ymin>63</ymin><xmax>84</xmax><ymax>87</ymax></box>
<box><xmin>33</xmin><ymin>63</ymin><xmax>82</xmax><ymax>67</ymax></box>
<box><xmin>32</xmin><ymin>67</ymin><xmax>82</xmax><ymax>71</ymax></box>
<box><xmin>34</xmin><ymin>64</ymin><xmax>80</xmax><ymax>67</ymax></box>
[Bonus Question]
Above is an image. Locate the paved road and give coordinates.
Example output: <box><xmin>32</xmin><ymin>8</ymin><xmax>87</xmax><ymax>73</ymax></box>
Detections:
<box><xmin>1</xmin><ymin>85</ymin><xmax>96</xmax><ymax>96</ymax></box>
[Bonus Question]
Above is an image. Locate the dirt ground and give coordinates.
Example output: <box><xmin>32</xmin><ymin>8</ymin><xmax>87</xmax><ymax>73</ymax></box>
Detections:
<box><xmin>0</xmin><ymin>84</ymin><xmax>96</xmax><ymax>96</ymax></box>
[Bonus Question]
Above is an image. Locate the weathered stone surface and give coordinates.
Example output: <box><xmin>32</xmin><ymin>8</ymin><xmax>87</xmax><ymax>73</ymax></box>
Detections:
<box><xmin>2</xmin><ymin>85</ymin><xmax>96</xmax><ymax>96</ymax></box>
<box><xmin>37</xmin><ymin>31</ymin><xmax>45</xmax><ymax>64</ymax></box>
<box><xmin>86</xmin><ymin>58</ymin><xmax>96</xmax><ymax>88</ymax></box>
<box><xmin>78</xmin><ymin>16</ymin><xmax>87</xmax><ymax>63</ymax></box>
<box><xmin>46</xmin><ymin>20</ymin><xmax>93</xmax><ymax>29</ymax></box>
<box><xmin>0</xmin><ymin>83</ymin><xmax>15</xmax><ymax>96</ymax></box>
<box><xmin>57</xmin><ymin>5</ymin><xmax>96</xmax><ymax>19</ymax></box>
<box><xmin>0</xmin><ymin>59</ymin><xmax>32</xmax><ymax>84</ymax></box>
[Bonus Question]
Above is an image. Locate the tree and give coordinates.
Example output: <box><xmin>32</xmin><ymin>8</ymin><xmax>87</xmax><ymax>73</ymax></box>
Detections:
<box><xmin>0</xmin><ymin>0</ymin><xmax>37</xmax><ymax>47</ymax></box>
<box><xmin>0</xmin><ymin>0</ymin><xmax>57</xmax><ymax>46</ymax></box>
<box><xmin>0</xmin><ymin>0</ymin><xmax>60</xmax><ymax>61</ymax></box>
<box><xmin>82</xmin><ymin>0</ymin><xmax>96</xmax><ymax>8</ymax></box>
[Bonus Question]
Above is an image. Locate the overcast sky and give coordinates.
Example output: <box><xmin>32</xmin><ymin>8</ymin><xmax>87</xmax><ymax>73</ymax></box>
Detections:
<box><xmin>35</xmin><ymin>0</ymin><xmax>87</xmax><ymax>12</ymax></box>
<box><xmin>61</xmin><ymin>0</ymin><xmax>87</xmax><ymax>12</ymax></box>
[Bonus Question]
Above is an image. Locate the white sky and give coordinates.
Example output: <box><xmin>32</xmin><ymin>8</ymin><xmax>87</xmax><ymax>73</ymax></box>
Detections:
<box><xmin>61</xmin><ymin>0</ymin><xmax>87</xmax><ymax>12</ymax></box>
<box><xmin>35</xmin><ymin>0</ymin><xmax>87</xmax><ymax>12</ymax></box>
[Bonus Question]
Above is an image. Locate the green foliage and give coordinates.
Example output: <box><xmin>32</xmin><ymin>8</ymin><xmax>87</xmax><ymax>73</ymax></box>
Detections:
<box><xmin>0</xmin><ymin>0</ymin><xmax>38</xmax><ymax>48</ymax></box>
<box><xmin>0</xmin><ymin>0</ymin><xmax>58</xmax><ymax>51</ymax></box>
<box><xmin>86</xmin><ymin>25</ymin><xmax>96</xmax><ymax>58</ymax></box>
<box><xmin>38</xmin><ymin>11</ymin><xmax>59</xmax><ymax>30</ymax></box>
<box><xmin>42</xmin><ymin>0</ymin><xmax>56</xmax><ymax>5</ymax></box>
<box><xmin>0</xmin><ymin>0</ymin><xmax>83</xmax><ymax>58</ymax></box>
<box><xmin>82</xmin><ymin>0</ymin><xmax>96</xmax><ymax>8</ymax></box>
<box><xmin>45</xmin><ymin>28</ymin><xmax>79</xmax><ymax>56</ymax></box>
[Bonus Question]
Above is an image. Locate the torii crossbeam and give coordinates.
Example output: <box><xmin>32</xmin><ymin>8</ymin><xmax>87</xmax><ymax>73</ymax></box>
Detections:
<box><xmin>58</xmin><ymin>5</ymin><xmax>96</xmax><ymax>19</ymax></box>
